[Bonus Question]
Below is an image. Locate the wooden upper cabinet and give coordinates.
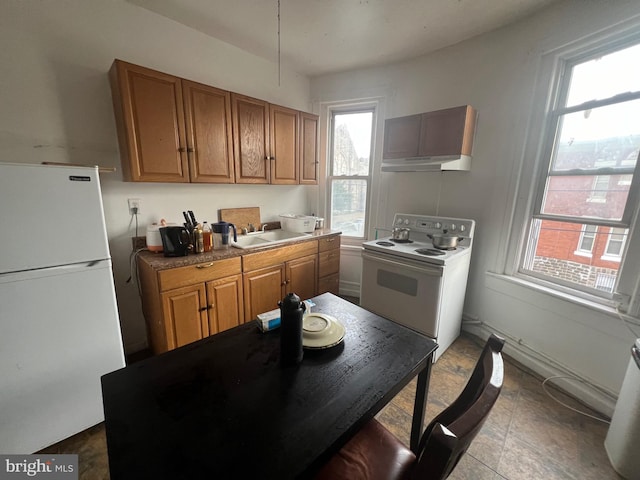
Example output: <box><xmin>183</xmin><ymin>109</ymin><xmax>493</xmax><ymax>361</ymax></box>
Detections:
<box><xmin>300</xmin><ymin>112</ymin><xmax>319</xmax><ymax>185</ymax></box>
<box><xmin>419</xmin><ymin>106</ymin><xmax>476</xmax><ymax>157</ymax></box>
<box><xmin>232</xmin><ymin>93</ymin><xmax>270</xmax><ymax>184</ymax></box>
<box><xmin>382</xmin><ymin>114</ymin><xmax>421</xmax><ymax>159</ymax></box>
<box><xmin>109</xmin><ymin>60</ymin><xmax>189</xmax><ymax>182</ymax></box>
<box><xmin>382</xmin><ymin>106</ymin><xmax>477</xmax><ymax>160</ymax></box>
<box><xmin>110</xmin><ymin>60</ymin><xmax>319</xmax><ymax>184</ymax></box>
<box><xmin>182</xmin><ymin>80</ymin><xmax>235</xmax><ymax>183</ymax></box>
<box><xmin>270</xmin><ymin>104</ymin><xmax>299</xmax><ymax>185</ymax></box>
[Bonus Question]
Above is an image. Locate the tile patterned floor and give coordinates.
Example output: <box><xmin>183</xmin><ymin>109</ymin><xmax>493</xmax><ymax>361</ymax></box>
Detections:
<box><xmin>376</xmin><ymin>333</ymin><xmax>623</xmax><ymax>480</ymax></box>
<box><xmin>40</xmin><ymin>334</ymin><xmax>623</xmax><ymax>479</ymax></box>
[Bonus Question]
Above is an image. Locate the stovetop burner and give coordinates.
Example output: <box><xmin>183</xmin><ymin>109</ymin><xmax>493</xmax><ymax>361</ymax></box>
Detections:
<box><xmin>414</xmin><ymin>248</ymin><xmax>446</xmax><ymax>256</ymax></box>
<box><xmin>376</xmin><ymin>241</ymin><xmax>395</xmax><ymax>247</ymax></box>
<box><xmin>390</xmin><ymin>238</ymin><xmax>413</xmax><ymax>244</ymax></box>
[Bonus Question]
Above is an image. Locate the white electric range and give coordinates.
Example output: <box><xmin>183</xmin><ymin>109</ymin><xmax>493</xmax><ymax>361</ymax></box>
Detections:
<box><xmin>360</xmin><ymin>214</ymin><xmax>476</xmax><ymax>361</ymax></box>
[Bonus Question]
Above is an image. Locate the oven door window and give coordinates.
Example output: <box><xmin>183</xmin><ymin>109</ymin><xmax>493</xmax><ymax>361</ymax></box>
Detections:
<box><xmin>377</xmin><ymin>269</ymin><xmax>418</xmax><ymax>296</ymax></box>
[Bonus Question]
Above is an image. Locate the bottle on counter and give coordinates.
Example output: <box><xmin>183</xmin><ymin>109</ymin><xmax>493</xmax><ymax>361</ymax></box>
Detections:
<box><xmin>194</xmin><ymin>223</ymin><xmax>204</xmax><ymax>254</ymax></box>
<box><xmin>202</xmin><ymin>222</ymin><xmax>212</xmax><ymax>252</ymax></box>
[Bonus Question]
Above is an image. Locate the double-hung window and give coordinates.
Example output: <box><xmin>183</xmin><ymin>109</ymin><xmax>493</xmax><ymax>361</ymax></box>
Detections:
<box><xmin>328</xmin><ymin>108</ymin><xmax>375</xmax><ymax>239</ymax></box>
<box><xmin>521</xmin><ymin>40</ymin><xmax>640</xmax><ymax>299</ymax></box>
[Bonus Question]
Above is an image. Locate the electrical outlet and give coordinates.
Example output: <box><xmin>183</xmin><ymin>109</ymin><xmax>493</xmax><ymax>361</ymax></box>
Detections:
<box><xmin>128</xmin><ymin>198</ymin><xmax>141</xmax><ymax>215</ymax></box>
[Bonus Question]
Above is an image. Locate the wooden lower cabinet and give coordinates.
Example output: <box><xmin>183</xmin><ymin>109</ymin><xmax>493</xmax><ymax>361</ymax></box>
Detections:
<box><xmin>161</xmin><ymin>284</ymin><xmax>209</xmax><ymax>351</ymax></box>
<box><xmin>138</xmin><ymin>234</ymin><xmax>340</xmax><ymax>354</ymax></box>
<box><xmin>243</xmin><ymin>265</ymin><xmax>286</xmax><ymax>322</ymax></box>
<box><xmin>286</xmin><ymin>254</ymin><xmax>317</xmax><ymax>300</ymax></box>
<box><xmin>318</xmin><ymin>235</ymin><xmax>341</xmax><ymax>295</ymax></box>
<box><xmin>206</xmin><ymin>274</ymin><xmax>244</xmax><ymax>334</ymax></box>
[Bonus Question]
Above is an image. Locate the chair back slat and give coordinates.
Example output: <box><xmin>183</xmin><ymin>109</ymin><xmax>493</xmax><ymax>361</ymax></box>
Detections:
<box><xmin>411</xmin><ymin>334</ymin><xmax>505</xmax><ymax>480</ymax></box>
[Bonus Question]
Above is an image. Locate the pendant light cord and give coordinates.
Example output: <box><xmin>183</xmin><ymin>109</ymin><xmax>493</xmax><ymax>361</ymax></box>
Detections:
<box><xmin>277</xmin><ymin>0</ymin><xmax>281</xmax><ymax>86</ymax></box>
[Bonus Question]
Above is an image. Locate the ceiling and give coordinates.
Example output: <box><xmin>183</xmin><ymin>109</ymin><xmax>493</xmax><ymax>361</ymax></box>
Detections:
<box><xmin>128</xmin><ymin>0</ymin><xmax>559</xmax><ymax>77</ymax></box>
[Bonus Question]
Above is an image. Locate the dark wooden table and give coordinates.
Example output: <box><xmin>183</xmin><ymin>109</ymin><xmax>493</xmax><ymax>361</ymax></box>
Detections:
<box><xmin>101</xmin><ymin>293</ymin><xmax>437</xmax><ymax>479</ymax></box>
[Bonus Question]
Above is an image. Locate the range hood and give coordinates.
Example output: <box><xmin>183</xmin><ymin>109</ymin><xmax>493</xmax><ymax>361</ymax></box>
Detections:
<box><xmin>381</xmin><ymin>154</ymin><xmax>471</xmax><ymax>172</ymax></box>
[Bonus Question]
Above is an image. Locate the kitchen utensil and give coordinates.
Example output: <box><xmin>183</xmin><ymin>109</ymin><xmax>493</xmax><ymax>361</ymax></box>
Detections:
<box><xmin>315</xmin><ymin>218</ymin><xmax>325</xmax><ymax>230</ymax></box>
<box><xmin>146</xmin><ymin>219</ymin><xmax>169</xmax><ymax>252</ymax></box>
<box><xmin>392</xmin><ymin>227</ymin><xmax>411</xmax><ymax>241</ymax></box>
<box><xmin>159</xmin><ymin>226</ymin><xmax>190</xmax><ymax>257</ymax></box>
<box><xmin>427</xmin><ymin>231</ymin><xmax>464</xmax><ymax>249</ymax></box>
<box><xmin>188</xmin><ymin>210</ymin><xmax>197</xmax><ymax>226</ymax></box>
<box><xmin>212</xmin><ymin>221</ymin><xmax>237</xmax><ymax>250</ymax></box>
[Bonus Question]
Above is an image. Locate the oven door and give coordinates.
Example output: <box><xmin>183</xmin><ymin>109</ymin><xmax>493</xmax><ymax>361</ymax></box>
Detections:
<box><xmin>360</xmin><ymin>250</ymin><xmax>443</xmax><ymax>338</ymax></box>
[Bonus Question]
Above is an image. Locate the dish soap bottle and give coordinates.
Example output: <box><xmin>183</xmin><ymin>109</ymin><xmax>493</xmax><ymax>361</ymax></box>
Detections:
<box><xmin>279</xmin><ymin>292</ymin><xmax>306</xmax><ymax>366</ymax></box>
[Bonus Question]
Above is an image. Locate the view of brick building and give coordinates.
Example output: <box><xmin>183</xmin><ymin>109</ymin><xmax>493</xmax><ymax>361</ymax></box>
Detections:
<box><xmin>526</xmin><ymin>135</ymin><xmax>637</xmax><ymax>292</ymax></box>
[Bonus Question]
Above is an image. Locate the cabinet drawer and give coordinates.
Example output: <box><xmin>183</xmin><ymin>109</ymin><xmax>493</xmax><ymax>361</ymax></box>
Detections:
<box><xmin>242</xmin><ymin>240</ymin><xmax>318</xmax><ymax>271</ymax></box>
<box><xmin>318</xmin><ymin>250</ymin><xmax>340</xmax><ymax>277</ymax></box>
<box><xmin>318</xmin><ymin>235</ymin><xmax>340</xmax><ymax>253</ymax></box>
<box><xmin>318</xmin><ymin>273</ymin><xmax>339</xmax><ymax>295</ymax></box>
<box><xmin>158</xmin><ymin>257</ymin><xmax>242</xmax><ymax>292</ymax></box>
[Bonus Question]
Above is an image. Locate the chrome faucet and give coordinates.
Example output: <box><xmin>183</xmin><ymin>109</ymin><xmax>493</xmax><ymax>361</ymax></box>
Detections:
<box><xmin>261</xmin><ymin>223</ymin><xmax>269</xmax><ymax>232</ymax></box>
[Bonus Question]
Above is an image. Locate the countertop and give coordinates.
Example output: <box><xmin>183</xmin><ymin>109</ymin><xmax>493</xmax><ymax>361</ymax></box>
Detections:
<box><xmin>138</xmin><ymin>229</ymin><xmax>341</xmax><ymax>271</ymax></box>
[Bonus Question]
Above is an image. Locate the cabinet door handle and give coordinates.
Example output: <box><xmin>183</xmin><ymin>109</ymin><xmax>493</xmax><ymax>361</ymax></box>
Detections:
<box><xmin>187</xmin><ymin>147</ymin><xmax>195</xmax><ymax>153</ymax></box>
<box><xmin>196</xmin><ymin>262</ymin><xmax>215</xmax><ymax>269</ymax></box>
<box><xmin>178</xmin><ymin>147</ymin><xmax>186</xmax><ymax>153</ymax></box>
<box><xmin>199</xmin><ymin>305</ymin><xmax>212</xmax><ymax>312</ymax></box>
<box><xmin>326</xmin><ymin>238</ymin><xmax>336</xmax><ymax>242</ymax></box>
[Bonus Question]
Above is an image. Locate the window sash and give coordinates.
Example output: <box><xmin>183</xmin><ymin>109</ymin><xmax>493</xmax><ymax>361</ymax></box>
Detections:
<box><xmin>327</xmin><ymin>108</ymin><xmax>375</xmax><ymax>240</ymax></box>
<box><xmin>532</xmin><ymin>89</ymin><xmax>640</xmax><ymax>229</ymax></box>
<box><xmin>521</xmin><ymin>38</ymin><xmax>640</xmax><ymax>300</ymax></box>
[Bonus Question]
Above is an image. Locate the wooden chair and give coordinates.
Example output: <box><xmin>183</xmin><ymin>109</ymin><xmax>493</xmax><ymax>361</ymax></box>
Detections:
<box><xmin>314</xmin><ymin>334</ymin><xmax>505</xmax><ymax>480</ymax></box>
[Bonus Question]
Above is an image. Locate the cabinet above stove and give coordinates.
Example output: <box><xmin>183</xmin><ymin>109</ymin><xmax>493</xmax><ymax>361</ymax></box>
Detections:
<box><xmin>381</xmin><ymin>105</ymin><xmax>477</xmax><ymax>172</ymax></box>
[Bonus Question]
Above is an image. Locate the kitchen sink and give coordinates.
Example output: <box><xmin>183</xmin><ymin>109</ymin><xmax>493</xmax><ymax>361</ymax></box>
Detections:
<box><xmin>232</xmin><ymin>230</ymin><xmax>312</xmax><ymax>249</ymax></box>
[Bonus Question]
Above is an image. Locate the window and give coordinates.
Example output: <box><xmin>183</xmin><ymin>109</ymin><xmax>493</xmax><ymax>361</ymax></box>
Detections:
<box><xmin>577</xmin><ymin>224</ymin><xmax>597</xmax><ymax>254</ymax></box>
<box><xmin>520</xmin><ymin>40</ymin><xmax>640</xmax><ymax>298</ymax></box>
<box><xmin>587</xmin><ymin>176</ymin><xmax>609</xmax><ymax>203</ymax></box>
<box><xmin>604</xmin><ymin>227</ymin><xmax>627</xmax><ymax>258</ymax></box>
<box><xmin>328</xmin><ymin>109</ymin><xmax>374</xmax><ymax>239</ymax></box>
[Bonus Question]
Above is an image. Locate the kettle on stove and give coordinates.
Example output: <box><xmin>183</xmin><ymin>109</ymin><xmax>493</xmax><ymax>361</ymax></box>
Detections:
<box><xmin>212</xmin><ymin>221</ymin><xmax>237</xmax><ymax>250</ymax></box>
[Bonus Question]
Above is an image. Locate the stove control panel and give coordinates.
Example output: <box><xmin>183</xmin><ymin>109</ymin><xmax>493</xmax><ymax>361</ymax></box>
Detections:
<box><xmin>393</xmin><ymin>214</ymin><xmax>475</xmax><ymax>238</ymax></box>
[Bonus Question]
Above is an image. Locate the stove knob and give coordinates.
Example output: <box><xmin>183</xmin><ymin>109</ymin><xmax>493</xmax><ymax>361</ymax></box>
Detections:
<box><xmin>435</xmin><ymin>222</ymin><xmax>442</xmax><ymax>229</ymax></box>
<box><xmin>459</xmin><ymin>225</ymin><xmax>466</xmax><ymax>232</ymax></box>
<box><xmin>396</xmin><ymin>217</ymin><xmax>403</xmax><ymax>225</ymax></box>
<box><xmin>404</xmin><ymin>219</ymin><xmax>410</xmax><ymax>225</ymax></box>
<box><xmin>450</xmin><ymin>223</ymin><xmax>457</xmax><ymax>231</ymax></box>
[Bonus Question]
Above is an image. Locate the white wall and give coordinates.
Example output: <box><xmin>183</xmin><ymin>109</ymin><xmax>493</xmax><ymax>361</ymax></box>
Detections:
<box><xmin>0</xmin><ymin>0</ymin><xmax>313</xmax><ymax>353</ymax></box>
<box><xmin>311</xmin><ymin>0</ymin><xmax>640</xmax><ymax>414</ymax></box>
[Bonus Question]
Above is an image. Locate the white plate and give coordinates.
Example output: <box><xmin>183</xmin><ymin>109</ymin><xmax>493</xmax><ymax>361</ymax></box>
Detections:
<box><xmin>302</xmin><ymin>313</ymin><xmax>345</xmax><ymax>350</ymax></box>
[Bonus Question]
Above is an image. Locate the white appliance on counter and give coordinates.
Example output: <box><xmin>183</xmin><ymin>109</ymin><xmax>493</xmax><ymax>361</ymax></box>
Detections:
<box><xmin>0</xmin><ymin>162</ymin><xmax>125</xmax><ymax>454</ymax></box>
<box><xmin>360</xmin><ymin>214</ymin><xmax>475</xmax><ymax>361</ymax></box>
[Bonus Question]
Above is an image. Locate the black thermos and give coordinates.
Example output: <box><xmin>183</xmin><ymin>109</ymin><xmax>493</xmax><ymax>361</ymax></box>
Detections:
<box><xmin>279</xmin><ymin>293</ymin><xmax>306</xmax><ymax>365</ymax></box>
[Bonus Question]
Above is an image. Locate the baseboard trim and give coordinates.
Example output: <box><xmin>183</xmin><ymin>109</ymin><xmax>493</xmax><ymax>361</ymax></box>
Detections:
<box><xmin>339</xmin><ymin>280</ymin><xmax>360</xmax><ymax>298</ymax></box>
<box><xmin>462</xmin><ymin>317</ymin><xmax>616</xmax><ymax>418</ymax></box>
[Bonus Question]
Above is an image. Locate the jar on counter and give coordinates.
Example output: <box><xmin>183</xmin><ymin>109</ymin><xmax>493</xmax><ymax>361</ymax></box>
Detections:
<box><xmin>202</xmin><ymin>222</ymin><xmax>212</xmax><ymax>252</ymax></box>
<box><xmin>194</xmin><ymin>224</ymin><xmax>204</xmax><ymax>254</ymax></box>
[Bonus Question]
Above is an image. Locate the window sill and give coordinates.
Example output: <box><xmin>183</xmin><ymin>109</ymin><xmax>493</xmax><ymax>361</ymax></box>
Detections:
<box><xmin>573</xmin><ymin>250</ymin><xmax>593</xmax><ymax>258</ymax></box>
<box><xmin>485</xmin><ymin>271</ymin><xmax>631</xmax><ymax>321</ymax></box>
<box><xmin>600</xmin><ymin>254</ymin><xmax>621</xmax><ymax>263</ymax></box>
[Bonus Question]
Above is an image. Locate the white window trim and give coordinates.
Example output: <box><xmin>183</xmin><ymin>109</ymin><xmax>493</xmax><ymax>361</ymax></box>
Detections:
<box><xmin>315</xmin><ymin>96</ymin><xmax>387</xmax><ymax>248</ymax></box>
<box><xmin>499</xmin><ymin>20</ymin><xmax>640</xmax><ymax>317</ymax></box>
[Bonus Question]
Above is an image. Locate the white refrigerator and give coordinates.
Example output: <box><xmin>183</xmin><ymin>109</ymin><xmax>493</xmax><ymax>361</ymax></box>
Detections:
<box><xmin>0</xmin><ymin>162</ymin><xmax>125</xmax><ymax>454</ymax></box>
